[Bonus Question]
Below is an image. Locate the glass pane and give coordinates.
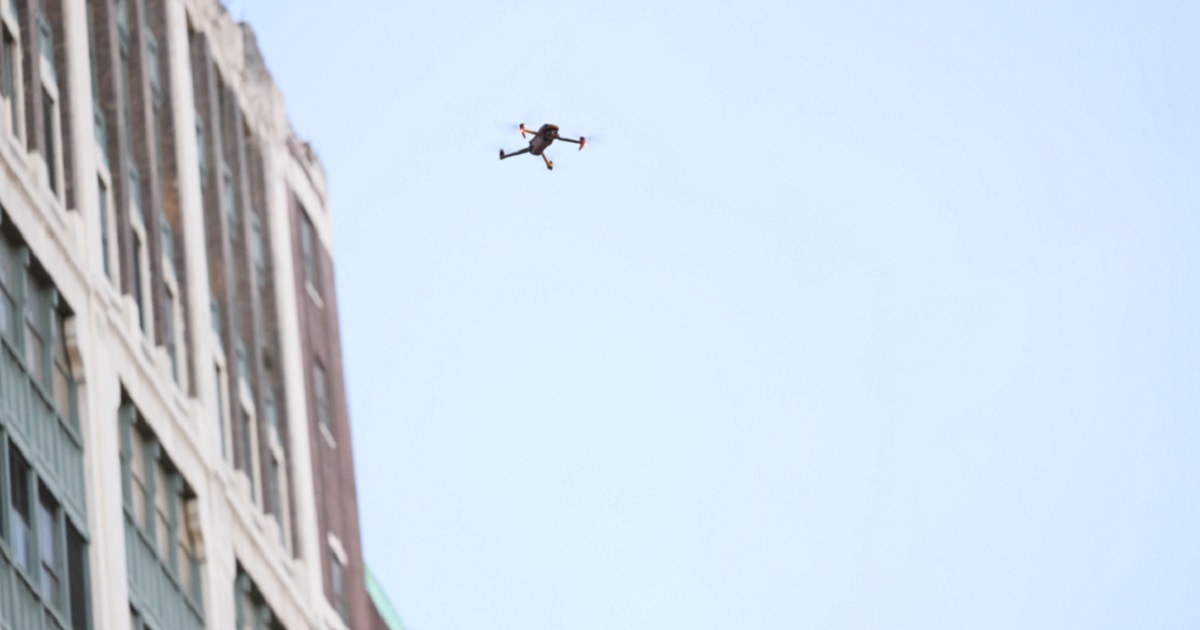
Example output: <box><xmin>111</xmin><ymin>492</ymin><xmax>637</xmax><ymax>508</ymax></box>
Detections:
<box><xmin>9</xmin><ymin>447</ymin><xmax>30</xmax><ymax>570</ymax></box>
<box><xmin>38</xmin><ymin>489</ymin><xmax>60</xmax><ymax>606</ymax></box>
<box><xmin>241</xmin><ymin>411</ymin><xmax>255</xmax><ymax>500</ymax></box>
<box><xmin>25</xmin><ymin>323</ymin><xmax>43</xmax><ymax>379</ymax></box>
<box><xmin>99</xmin><ymin>178</ymin><xmax>111</xmax><ymax>278</ymax></box>
<box><xmin>129</xmin><ymin>430</ymin><xmax>146</xmax><ymax>526</ymax></box>
<box><xmin>155</xmin><ymin>463</ymin><xmax>170</xmax><ymax>556</ymax></box>
<box><xmin>214</xmin><ymin>365</ymin><xmax>226</xmax><ymax>459</ymax></box>
<box><xmin>43</xmin><ymin>89</ymin><xmax>56</xmax><ymax>195</ymax></box>
<box><xmin>67</xmin><ymin>525</ymin><xmax>88</xmax><ymax>630</ymax></box>
<box><xmin>4</xmin><ymin>31</ymin><xmax>16</xmax><ymax>136</ymax></box>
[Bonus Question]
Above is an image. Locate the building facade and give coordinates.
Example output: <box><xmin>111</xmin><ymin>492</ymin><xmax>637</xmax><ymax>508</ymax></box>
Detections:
<box><xmin>0</xmin><ymin>0</ymin><xmax>380</xmax><ymax>628</ymax></box>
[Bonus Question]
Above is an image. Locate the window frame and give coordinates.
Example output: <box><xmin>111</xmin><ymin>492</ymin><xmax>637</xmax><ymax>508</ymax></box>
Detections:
<box><xmin>0</xmin><ymin>4</ymin><xmax>24</xmax><ymax>148</ymax></box>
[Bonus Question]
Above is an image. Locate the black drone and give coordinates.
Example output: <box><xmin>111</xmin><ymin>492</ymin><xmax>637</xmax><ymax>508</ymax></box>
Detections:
<box><xmin>499</xmin><ymin>124</ymin><xmax>586</xmax><ymax>170</ymax></box>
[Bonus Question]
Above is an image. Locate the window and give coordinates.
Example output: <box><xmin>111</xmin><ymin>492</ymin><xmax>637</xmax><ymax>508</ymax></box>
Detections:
<box><xmin>176</xmin><ymin>494</ymin><xmax>197</xmax><ymax>599</ymax></box>
<box><xmin>214</xmin><ymin>363</ymin><xmax>227</xmax><ymax>459</ymax></box>
<box><xmin>99</xmin><ymin>177</ymin><xmax>112</xmax><ymax>279</ymax></box>
<box><xmin>120</xmin><ymin>401</ymin><xmax>205</xmax><ymax>621</ymax></box>
<box><xmin>3</xmin><ymin>25</ymin><xmax>19</xmax><ymax>139</ymax></box>
<box><xmin>236</xmin><ymin>337</ymin><xmax>249</xmax><ymax>384</ymax></box>
<box><xmin>43</xmin><ymin>87</ymin><xmax>58</xmax><ymax>195</ymax></box>
<box><xmin>300</xmin><ymin>214</ymin><xmax>317</xmax><ymax>292</ymax></box>
<box><xmin>267</xmin><ymin>454</ymin><xmax>281</xmax><ymax>522</ymax></box>
<box><xmin>115</xmin><ymin>0</ymin><xmax>128</xmax><ymax>50</ymax></box>
<box><xmin>313</xmin><ymin>362</ymin><xmax>330</xmax><ymax>431</ymax></box>
<box><xmin>66</xmin><ymin>524</ymin><xmax>88</xmax><ymax>630</ymax></box>
<box><xmin>240</xmin><ymin>407</ymin><xmax>256</xmax><ymax>502</ymax></box>
<box><xmin>223</xmin><ymin>162</ymin><xmax>236</xmax><ymax>240</ymax></box>
<box><xmin>154</xmin><ymin>459</ymin><xmax>170</xmax><ymax>558</ymax></box>
<box><xmin>24</xmin><ymin>269</ymin><xmax>45</xmax><ymax>383</ymax></box>
<box><xmin>128</xmin><ymin>426</ymin><xmax>147</xmax><ymax>527</ymax></box>
<box><xmin>251</xmin><ymin>213</ymin><xmax>265</xmax><ymax>289</ymax></box>
<box><xmin>164</xmin><ymin>288</ymin><xmax>177</xmax><ymax>382</ymax></box>
<box><xmin>132</xmin><ymin>235</ymin><xmax>145</xmax><ymax>331</ymax></box>
<box><xmin>332</xmin><ymin>558</ymin><xmax>347</xmax><ymax>623</ymax></box>
<box><xmin>263</xmin><ymin>391</ymin><xmax>277</xmax><ymax>429</ymax></box>
<box><xmin>146</xmin><ymin>31</ymin><xmax>161</xmax><ymax>107</ymax></box>
<box><xmin>195</xmin><ymin>115</ymin><xmax>207</xmax><ymax>186</ymax></box>
<box><xmin>9</xmin><ymin>445</ymin><xmax>31</xmax><ymax>570</ymax></box>
<box><xmin>53</xmin><ymin>309</ymin><xmax>72</xmax><ymax>420</ymax></box>
<box><xmin>38</xmin><ymin>486</ymin><xmax>61</xmax><ymax>607</ymax></box>
<box><xmin>236</xmin><ymin>570</ymin><xmax>283</xmax><ymax>630</ymax></box>
<box><xmin>0</xmin><ymin>239</ymin><xmax>15</xmax><ymax>336</ymax></box>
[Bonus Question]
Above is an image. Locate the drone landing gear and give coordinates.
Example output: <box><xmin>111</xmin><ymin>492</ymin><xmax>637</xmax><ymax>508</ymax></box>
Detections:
<box><xmin>542</xmin><ymin>153</ymin><xmax>554</xmax><ymax>170</ymax></box>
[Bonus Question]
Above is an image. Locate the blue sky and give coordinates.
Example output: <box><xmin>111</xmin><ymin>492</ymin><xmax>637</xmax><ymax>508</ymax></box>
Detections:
<box><xmin>230</xmin><ymin>1</ymin><xmax>1198</xmax><ymax>628</ymax></box>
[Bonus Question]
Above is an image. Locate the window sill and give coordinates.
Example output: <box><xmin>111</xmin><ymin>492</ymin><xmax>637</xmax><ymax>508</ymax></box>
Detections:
<box><xmin>306</xmin><ymin>282</ymin><xmax>324</xmax><ymax>309</ymax></box>
<box><xmin>319</xmin><ymin>423</ymin><xmax>337</xmax><ymax>449</ymax></box>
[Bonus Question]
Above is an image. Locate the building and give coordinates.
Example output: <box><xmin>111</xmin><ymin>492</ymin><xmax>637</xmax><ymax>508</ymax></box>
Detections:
<box><xmin>0</xmin><ymin>0</ymin><xmax>386</xmax><ymax>628</ymax></box>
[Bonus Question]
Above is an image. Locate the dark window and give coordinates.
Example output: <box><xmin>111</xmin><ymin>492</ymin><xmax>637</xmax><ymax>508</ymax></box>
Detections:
<box><xmin>164</xmin><ymin>291</ymin><xmax>177</xmax><ymax>382</ymax></box>
<box><xmin>66</xmin><ymin>524</ymin><xmax>88</xmax><ymax>630</ymax></box>
<box><xmin>240</xmin><ymin>409</ymin><xmax>255</xmax><ymax>500</ymax></box>
<box><xmin>133</xmin><ymin>236</ymin><xmax>145</xmax><ymax>331</ymax></box>
<box><xmin>98</xmin><ymin>178</ymin><xmax>111</xmax><ymax>278</ymax></box>
<box><xmin>300</xmin><ymin>215</ymin><xmax>317</xmax><ymax>292</ymax></box>
<box><xmin>313</xmin><ymin>362</ymin><xmax>329</xmax><ymax>430</ymax></box>
<box><xmin>332</xmin><ymin>558</ymin><xmax>347</xmax><ymax>623</ymax></box>
<box><xmin>3</xmin><ymin>28</ymin><xmax>17</xmax><ymax>136</ymax></box>
<box><xmin>0</xmin><ymin>239</ymin><xmax>14</xmax><ymax>336</ymax></box>
<box><xmin>43</xmin><ymin>88</ymin><xmax>57</xmax><ymax>195</ymax></box>
<box><xmin>9</xmin><ymin>445</ymin><xmax>32</xmax><ymax>570</ymax></box>
<box><xmin>251</xmin><ymin>214</ymin><xmax>265</xmax><ymax>289</ymax></box>
<box><xmin>214</xmin><ymin>364</ymin><xmax>226</xmax><ymax>460</ymax></box>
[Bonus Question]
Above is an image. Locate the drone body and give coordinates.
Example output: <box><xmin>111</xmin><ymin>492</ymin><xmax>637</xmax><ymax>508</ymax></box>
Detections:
<box><xmin>499</xmin><ymin>123</ymin><xmax>586</xmax><ymax>170</ymax></box>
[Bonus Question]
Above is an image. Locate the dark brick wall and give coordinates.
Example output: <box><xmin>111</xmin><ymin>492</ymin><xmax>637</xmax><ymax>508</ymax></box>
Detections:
<box><xmin>291</xmin><ymin>192</ymin><xmax>371</xmax><ymax>629</ymax></box>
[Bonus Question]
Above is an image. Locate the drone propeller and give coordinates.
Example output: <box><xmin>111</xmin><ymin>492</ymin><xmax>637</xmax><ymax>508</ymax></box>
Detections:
<box><xmin>519</xmin><ymin>123</ymin><xmax>529</xmax><ymax>138</ymax></box>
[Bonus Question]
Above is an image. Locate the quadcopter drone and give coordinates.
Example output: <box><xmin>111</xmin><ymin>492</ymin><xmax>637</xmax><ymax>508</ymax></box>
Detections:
<box><xmin>499</xmin><ymin>123</ymin><xmax>586</xmax><ymax>170</ymax></box>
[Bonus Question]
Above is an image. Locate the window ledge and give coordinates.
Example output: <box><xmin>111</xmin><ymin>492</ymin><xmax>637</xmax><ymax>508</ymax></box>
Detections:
<box><xmin>306</xmin><ymin>282</ymin><xmax>324</xmax><ymax>309</ymax></box>
<box><xmin>319</xmin><ymin>423</ymin><xmax>337</xmax><ymax>449</ymax></box>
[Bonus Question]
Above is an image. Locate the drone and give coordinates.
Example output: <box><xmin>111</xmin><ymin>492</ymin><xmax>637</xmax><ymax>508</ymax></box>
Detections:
<box><xmin>499</xmin><ymin>123</ymin><xmax>586</xmax><ymax>170</ymax></box>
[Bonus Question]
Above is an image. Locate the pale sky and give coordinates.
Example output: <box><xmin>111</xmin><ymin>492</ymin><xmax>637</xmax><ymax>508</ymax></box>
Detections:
<box><xmin>230</xmin><ymin>1</ymin><xmax>1198</xmax><ymax>628</ymax></box>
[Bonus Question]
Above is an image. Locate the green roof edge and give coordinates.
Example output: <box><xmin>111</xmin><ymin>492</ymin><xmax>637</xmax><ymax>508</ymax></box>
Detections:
<box><xmin>365</xmin><ymin>564</ymin><xmax>408</xmax><ymax>630</ymax></box>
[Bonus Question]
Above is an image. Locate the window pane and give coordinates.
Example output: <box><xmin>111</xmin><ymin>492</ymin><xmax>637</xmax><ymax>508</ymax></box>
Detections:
<box><xmin>133</xmin><ymin>236</ymin><xmax>144</xmax><ymax>331</ymax></box>
<box><xmin>43</xmin><ymin>88</ymin><xmax>56</xmax><ymax>195</ymax></box>
<box><xmin>301</xmin><ymin>218</ymin><xmax>316</xmax><ymax>290</ymax></box>
<box><xmin>67</xmin><ymin>524</ymin><xmax>88</xmax><ymax>630</ymax></box>
<box><xmin>240</xmin><ymin>409</ymin><xmax>255</xmax><ymax>501</ymax></box>
<box><xmin>54</xmin><ymin>311</ymin><xmax>72</xmax><ymax>417</ymax></box>
<box><xmin>9</xmin><ymin>446</ymin><xmax>31</xmax><ymax>570</ymax></box>
<box><xmin>4</xmin><ymin>30</ymin><xmax>17</xmax><ymax>136</ymax></box>
<box><xmin>154</xmin><ymin>462</ymin><xmax>170</xmax><ymax>557</ymax></box>
<box><xmin>38</xmin><ymin>487</ymin><xmax>61</xmax><ymax>606</ymax></box>
<box><xmin>176</xmin><ymin>498</ymin><xmax>195</xmax><ymax>596</ymax></box>
<box><xmin>129</xmin><ymin>429</ymin><xmax>147</xmax><ymax>526</ymax></box>
<box><xmin>25</xmin><ymin>323</ymin><xmax>43</xmax><ymax>380</ymax></box>
<box><xmin>214</xmin><ymin>365</ymin><xmax>226</xmax><ymax>459</ymax></box>
<box><xmin>99</xmin><ymin>178</ymin><xmax>111</xmax><ymax>278</ymax></box>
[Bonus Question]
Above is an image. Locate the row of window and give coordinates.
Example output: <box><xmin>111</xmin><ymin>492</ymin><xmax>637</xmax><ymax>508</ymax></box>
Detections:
<box><xmin>0</xmin><ymin>223</ymin><xmax>87</xmax><ymax>630</ymax></box>
<box><xmin>3</xmin><ymin>439</ymin><xmax>89</xmax><ymax>630</ymax></box>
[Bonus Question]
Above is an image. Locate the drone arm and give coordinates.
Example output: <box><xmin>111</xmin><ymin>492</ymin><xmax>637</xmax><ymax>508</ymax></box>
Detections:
<box><xmin>558</xmin><ymin>136</ymin><xmax>587</xmax><ymax>150</ymax></box>
<box><xmin>500</xmin><ymin>147</ymin><xmax>531</xmax><ymax>160</ymax></box>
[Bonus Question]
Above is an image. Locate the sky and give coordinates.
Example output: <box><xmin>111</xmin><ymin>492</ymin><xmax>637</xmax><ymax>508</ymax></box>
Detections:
<box><xmin>227</xmin><ymin>1</ymin><xmax>1198</xmax><ymax>628</ymax></box>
